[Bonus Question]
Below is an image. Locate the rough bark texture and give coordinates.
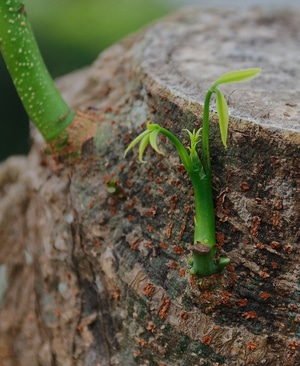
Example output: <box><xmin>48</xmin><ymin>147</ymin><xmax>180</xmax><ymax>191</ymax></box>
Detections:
<box><xmin>1</xmin><ymin>7</ymin><xmax>300</xmax><ymax>366</ymax></box>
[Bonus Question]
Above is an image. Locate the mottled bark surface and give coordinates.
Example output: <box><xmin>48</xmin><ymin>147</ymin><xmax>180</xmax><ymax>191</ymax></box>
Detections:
<box><xmin>0</xmin><ymin>7</ymin><xmax>300</xmax><ymax>366</ymax></box>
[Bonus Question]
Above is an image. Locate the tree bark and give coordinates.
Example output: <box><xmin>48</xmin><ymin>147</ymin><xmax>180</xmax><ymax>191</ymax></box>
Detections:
<box><xmin>1</xmin><ymin>7</ymin><xmax>300</xmax><ymax>366</ymax></box>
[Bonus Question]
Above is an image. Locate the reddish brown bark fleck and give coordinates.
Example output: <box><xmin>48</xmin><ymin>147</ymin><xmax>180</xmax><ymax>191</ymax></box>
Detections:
<box><xmin>158</xmin><ymin>297</ymin><xmax>171</xmax><ymax>319</ymax></box>
<box><xmin>143</xmin><ymin>283</ymin><xmax>155</xmax><ymax>297</ymax></box>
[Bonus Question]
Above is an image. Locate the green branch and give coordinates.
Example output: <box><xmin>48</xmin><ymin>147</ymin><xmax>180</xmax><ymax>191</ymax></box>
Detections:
<box><xmin>0</xmin><ymin>0</ymin><xmax>74</xmax><ymax>141</ymax></box>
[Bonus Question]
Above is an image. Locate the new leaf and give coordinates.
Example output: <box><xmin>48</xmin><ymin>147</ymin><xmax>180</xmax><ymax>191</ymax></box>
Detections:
<box><xmin>215</xmin><ymin>89</ymin><xmax>229</xmax><ymax>147</ymax></box>
<box><xmin>212</xmin><ymin>68</ymin><xmax>261</xmax><ymax>88</ymax></box>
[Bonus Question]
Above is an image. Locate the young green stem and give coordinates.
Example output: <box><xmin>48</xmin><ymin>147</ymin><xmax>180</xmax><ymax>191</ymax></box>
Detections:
<box><xmin>201</xmin><ymin>89</ymin><xmax>213</xmax><ymax>177</ymax></box>
<box><xmin>0</xmin><ymin>1</ymin><xmax>74</xmax><ymax>141</ymax></box>
<box><xmin>189</xmin><ymin>91</ymin><xmax>230</xmax><ymax>276</ymax></box>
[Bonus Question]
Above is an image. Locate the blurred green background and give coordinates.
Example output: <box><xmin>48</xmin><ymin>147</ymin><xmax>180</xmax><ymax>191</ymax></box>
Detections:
<box><xmin>0</xmin><ymin>0</ymin><xmax>174</xmax><ymax>161</ymax></box>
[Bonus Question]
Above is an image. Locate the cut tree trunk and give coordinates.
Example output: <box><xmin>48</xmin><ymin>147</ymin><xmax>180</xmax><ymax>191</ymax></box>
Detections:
<box><xmin>1</xmin><ymin>7</ymin><xmax>300</xmax><ymax>366</ymax></box>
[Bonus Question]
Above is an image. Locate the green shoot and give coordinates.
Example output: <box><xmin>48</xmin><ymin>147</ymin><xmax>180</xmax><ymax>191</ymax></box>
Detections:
<box><xmin>125</xmin><ymin>68</ymin><xmax>261</xmax><ymax>278</ymax></box>
<box><xmin>210</xmin><ymin>68</ymin><xmax>261</xmax><ymax>149</ymax></box>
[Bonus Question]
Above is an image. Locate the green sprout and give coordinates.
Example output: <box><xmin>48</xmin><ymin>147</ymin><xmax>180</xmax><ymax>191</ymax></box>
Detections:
<box><xmin>125</xmin><ymin>68</ymin><xmax>261</xmax><ymax>278</ymax></box>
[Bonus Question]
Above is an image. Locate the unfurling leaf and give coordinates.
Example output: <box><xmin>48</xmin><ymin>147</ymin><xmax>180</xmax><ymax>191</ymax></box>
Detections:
<box><xmin>138</xmin><ymin>135</ymin><xmax>150</xmax><ymax>163</ymax></box>
<box><xmin>212</xmin><ymin>68</ymin><xmax>261</xmax><ymax>88</ymax></box>
<box><xmin>124</xmin><ymin>129</ymin><xmax>150</xmax><ymax>157</ymax></box>
<box><xmin>215</xmin><ymin>89</ymin><xmax>229</xmax><ymax>147</ymax></box>
<box><xmin>149</xmin><ymin>128</ymin><xmax>163</xmax><ymax>155</ymax></box>
<box><xmin>184</xmin><ymin>128</ymin><xmax>201</xmax><ymax>151</ymax></box>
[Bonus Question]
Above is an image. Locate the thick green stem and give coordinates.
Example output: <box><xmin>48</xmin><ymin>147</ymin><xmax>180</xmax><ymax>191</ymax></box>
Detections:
<box><xmin>189</xmin><ymin>169</ymin><xmax>230</xmax><ymax>276</ymax></box>
<box><xmin>0</xmin><ymin>0</ymin><xmax>74</xmax><ymax>141</ymax></box>
<box><xmin>189</xmin><ymin>169</ymin><xmax>218</xmax><ymax>276</ymax></box>
<box><xmin>191</xmin><ymin>173</ymin><xmax>216</xmax><ymax>250</ymax></box>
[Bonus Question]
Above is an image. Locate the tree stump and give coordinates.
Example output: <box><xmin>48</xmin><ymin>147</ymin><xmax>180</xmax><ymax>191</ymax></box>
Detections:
<box><xmin>1</xmin><ymin>7</ymin><xmax>300</xmax><ymax>366</ymax></box>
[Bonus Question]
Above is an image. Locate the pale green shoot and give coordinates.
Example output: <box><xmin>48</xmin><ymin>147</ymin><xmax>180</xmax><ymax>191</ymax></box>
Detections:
<box><xmin>209</xmin><ymin>68</ymin><xmax>261</xmax><ymax>148</ymax></box>
<box><xmin>211</xmin><ymin>68</ymin><xmax>262</xmax><ymax>88</ymax></box>
<box><xmin>124</xmin><ymin>122</ymin><xmax>163</xmax><ymax>163</ymax></box>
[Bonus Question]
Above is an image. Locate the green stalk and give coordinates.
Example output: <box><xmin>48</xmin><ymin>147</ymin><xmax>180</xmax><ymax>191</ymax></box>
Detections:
<box><xmin>201</xmin><ymin>89</ymin><xmax>213</xmax><ymax>177</ymax></box>
<box><xmin>0</xmin><ymin>0</ymin><xmax>74</xmax><ymax>141</ymax></box>
<box><xmin>191</xmin><ymin>174</ymin><xmax>216</xmax><ymax>248</ymax></box>
<box><xmin>188</xmin><ymin>93</ymin><xmax>229</xmax><ymax>276</ymax></box>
